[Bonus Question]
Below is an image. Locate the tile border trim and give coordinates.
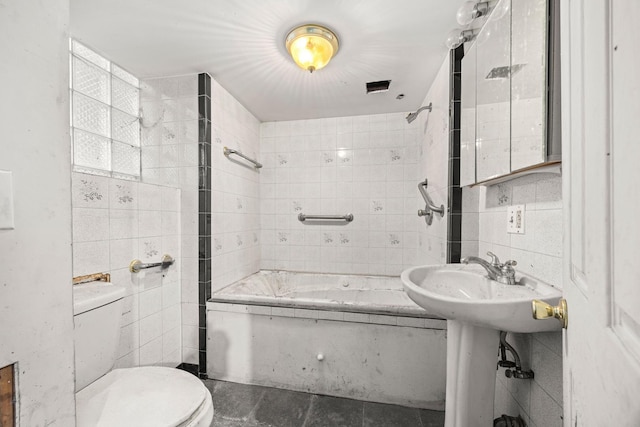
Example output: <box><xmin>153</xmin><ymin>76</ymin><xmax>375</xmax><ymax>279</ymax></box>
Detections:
<box><xmin>447</xmin><ymin>46</ymin><xmax>464</xmax><ymax>263</ymax></box>
<box><xmin>197</xmin><ymin>73</ymin><xmax>212</xmax><ymax>378</ymax></box>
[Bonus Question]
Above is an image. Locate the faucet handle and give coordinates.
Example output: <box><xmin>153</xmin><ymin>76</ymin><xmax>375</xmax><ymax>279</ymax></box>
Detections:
<box><xmin>486</xmin><ymin>251</ymin><xmax>501</xmax><ymax>266</ymax></box>
<box><xmin>501</xmin><ymin>260</ymin><xmax>517</xmax><ymax>278</ymax></box>
<box><xmin>501</xmin><ymin>260</ymin><xmax>518</xmax><ymax>285</ymax></box>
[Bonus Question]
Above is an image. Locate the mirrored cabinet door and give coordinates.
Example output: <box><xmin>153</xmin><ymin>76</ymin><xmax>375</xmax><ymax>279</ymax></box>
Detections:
<box><xmin>460</xmin><ymin>42</ymin><xmax>477</xmax><ymax>187</ymax></box>
<box><xmin>475</xmin><ymin>0</ymin><xmax>511</xmax><ymax>182</ymax></box>
<box><xmin>510</xmin><ymin>0</ymin><xmax>548</xmax><ymax>170</ymax></box>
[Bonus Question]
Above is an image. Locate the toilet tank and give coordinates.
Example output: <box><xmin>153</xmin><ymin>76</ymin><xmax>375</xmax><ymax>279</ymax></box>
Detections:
<box><xmin>73</xmin><ymin>282</ymin><xmax>126</xmax><ymax>391</ymax></box>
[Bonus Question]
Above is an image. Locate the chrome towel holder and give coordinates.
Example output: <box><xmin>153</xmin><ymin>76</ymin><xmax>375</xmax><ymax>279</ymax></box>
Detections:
<box><xmin>298</xmin><ymin>213</ymin><xmax>354</xmax><ymax>222</ymax></box>
<box><xmin>129</xmin><ymin>254</ymin><xmax>175</xmax><ymax>273</ymax></box>
<box><xmin>223</xmin><ymin>146</ymin><xmax>263</xmax><ymax>169</ymax></box>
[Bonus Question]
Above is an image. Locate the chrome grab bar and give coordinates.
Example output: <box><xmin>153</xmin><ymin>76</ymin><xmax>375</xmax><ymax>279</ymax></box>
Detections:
<box><xmin>417</xmin><ymin>179</ymin><xmax>445</xmax><ymax>225</ymax></box>
<box><xmin>129</xmin><ymin>254</ymin><xmax>175</xmax><ymax>273</ymax></box>
<box><xmin>223</xmin><ymin>146</ymin><xmax>263</xmax><ymax>169</ymax></box>
<box><xmin>298</xmin><ymin>213</ymin><xmax>354</xmax><ymax>222</ymax></box>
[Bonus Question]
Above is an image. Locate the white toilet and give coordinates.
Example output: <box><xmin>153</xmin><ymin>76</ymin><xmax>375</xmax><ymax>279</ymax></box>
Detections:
<box><xmin>73</xmin><ymin>281</ymin><xmax>214</xmax><ymax>427</ymax></box>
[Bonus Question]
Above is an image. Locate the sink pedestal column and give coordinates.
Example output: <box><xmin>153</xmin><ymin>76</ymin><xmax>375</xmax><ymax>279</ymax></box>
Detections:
<box><xmin>445</xmin><ymin>320</ymin><xmax>501</xmax><ymax>427</ymax></box>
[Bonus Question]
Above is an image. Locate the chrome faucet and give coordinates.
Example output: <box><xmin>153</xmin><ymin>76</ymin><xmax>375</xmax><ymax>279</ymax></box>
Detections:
<box><xmin>461</xmin><ymin>251</ymin><xmax>519</xmax><ymax>285</ymax></box>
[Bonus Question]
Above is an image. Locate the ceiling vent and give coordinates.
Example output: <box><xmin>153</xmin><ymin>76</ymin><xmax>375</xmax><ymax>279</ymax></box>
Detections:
<box><xmin>366</xmin><ymin>80</ymin><xmax>391</xmax><ymax>94</ymax></box>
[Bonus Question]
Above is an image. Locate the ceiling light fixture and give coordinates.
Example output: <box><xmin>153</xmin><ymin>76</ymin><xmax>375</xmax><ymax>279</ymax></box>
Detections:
<box><xmin>285</xmin><ymin>24</ymin><xmax>339</xmax><ymax>73</ymax></box>
<box><xmin>456</xmin><ymin>1</ymin><xmax>490</xmax><ymax>26</ymax></box>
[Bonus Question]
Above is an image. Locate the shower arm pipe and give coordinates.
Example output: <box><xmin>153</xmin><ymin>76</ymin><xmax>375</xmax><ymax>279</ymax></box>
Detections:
<box><xmin>418</xmin><ymin>179</ymin><xmax>445</xmax><ymax>217</ymax></box>
<box><xmin>223</xmin><ymin>146</ymin><xmax>263</xmax><ymax>169</ymax></box>
<box><xmin>406</xmin><ymin>102</ymin><xmax>433</xmax><ymax>123</ymax></box>
<box><xmin>414</xmin><ymin>103</ymin><xmax>433</xmax><ymax>116</ymax></box>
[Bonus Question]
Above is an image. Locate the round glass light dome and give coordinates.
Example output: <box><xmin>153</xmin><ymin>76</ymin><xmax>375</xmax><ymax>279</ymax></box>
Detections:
<box><xmin>446</xmin><ymin>29</ymin><xmax>465</xmax><ymax>49</ymax></box>
<box><xmin>285</xmin><ymin>24</ymin><xmax>339</xmax><ymax>73</ymax></box>
<box><xmin>456</xmin><ymin>1</ymin><xmax>478</xmax><ymax>26</ymax></box>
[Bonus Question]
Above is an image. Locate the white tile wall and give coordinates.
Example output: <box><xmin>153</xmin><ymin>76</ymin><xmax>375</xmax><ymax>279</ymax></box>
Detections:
<box><xmin>140</xmin><ymin>75</ymin><xmax>199</xmax><ymax>190</ymax></box>
<box><xmin>210</xmin><ymin>78</ymin><xmax>261</xmax><ymax>294</ymax></box>
<box><xmin>461</xmin><ymin>173</ymin><xmax>563</xmax><ymax>423</ymax></box>
<box><xmin>477</xmin><ymin>174</ymin><xmax>563</xmax><ymax>287</ymax></box>
<box><xmin>461</xmin><ymin>186</ymin><xmax>481</xmax><ymax>258</ymax></box>
<box><xmin>146</xmin><ymin>74</ymin><xmax>263</xmax><ymax>365</ymax></box>
<box><xmin>72</xmin><ymin>172</ymin><xmax>182</xmax><ymax>368</ymax></box>
<box><xmin>140</xmin><ymin>74</ymin><xmax>201</xmax><ymax>365</ymax></box>
<box><xmin>260</xmin><ymin>111</ymin><xmax>423</xmax><ymax>276</ymax></box>
<box><xmin>417</xmin><ymin>56</ymin><xmax>451</xmax><ymax>266</ymax></box>
<box><xmin>493</xmin><ymin>330</ymin><xmax>563</xmax><ymax>427</ymax></box>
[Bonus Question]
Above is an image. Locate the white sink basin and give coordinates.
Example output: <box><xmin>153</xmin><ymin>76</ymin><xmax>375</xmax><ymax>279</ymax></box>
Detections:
<box><xmin>401</xmin><ymin>263</ymin><xmax>562</xmax><ymax>333</ymax></box>
<box><xmin>401</xmin><ymin>264</ymin><xmax>563</xmax><ymax>426</ymax></box>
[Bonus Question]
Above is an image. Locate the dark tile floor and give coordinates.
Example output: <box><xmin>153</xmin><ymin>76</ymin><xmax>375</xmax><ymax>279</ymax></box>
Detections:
<box><xmin>202</xmin><ymin>379</ymin><xmax>445</xmax><ymax>427</ymax></box>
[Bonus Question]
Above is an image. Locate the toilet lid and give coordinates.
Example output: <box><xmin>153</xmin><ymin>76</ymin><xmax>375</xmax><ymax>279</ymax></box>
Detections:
<box><xmin>76</xmin><ymin>367</ymin><xmax>210</xmax><ymax>427</ymax></box>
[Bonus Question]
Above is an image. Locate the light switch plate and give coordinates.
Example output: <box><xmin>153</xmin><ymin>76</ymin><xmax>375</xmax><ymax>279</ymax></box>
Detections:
<box><xmin>507</xmin><ymin>204</ymin><xmax>525</xmax><ymax>234</ymax></box>
<box><xmin>0</xmin><ymin>170</ymin><xmax>15</xmax><ymax>230</ymax></box>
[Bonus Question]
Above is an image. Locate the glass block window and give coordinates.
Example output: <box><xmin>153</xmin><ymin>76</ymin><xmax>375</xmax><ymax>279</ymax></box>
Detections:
<box><xmin>70</xmin><ymin>39</ymin><xmax>141</xmax><ymax>179</ymax></box>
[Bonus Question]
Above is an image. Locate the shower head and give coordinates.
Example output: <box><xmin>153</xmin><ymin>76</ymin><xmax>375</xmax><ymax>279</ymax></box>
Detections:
<box><xmin>405</xmin><ymin>103</ymin><xmax>433</xmax><ymax>124</ymax></box>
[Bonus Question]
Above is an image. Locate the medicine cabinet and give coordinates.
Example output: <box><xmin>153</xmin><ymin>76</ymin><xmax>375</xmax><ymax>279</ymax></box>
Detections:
<box><xmin>460</xmin><ymin>0</ymin><xmax>561</xmax><ymax>186</ymax></box>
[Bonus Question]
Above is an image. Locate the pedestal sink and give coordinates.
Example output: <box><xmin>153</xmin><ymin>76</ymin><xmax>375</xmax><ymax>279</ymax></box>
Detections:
<box><xmin>400</xmin><ymin>264</ymin><xmax>562</xmax><ymax>427</ymax></box>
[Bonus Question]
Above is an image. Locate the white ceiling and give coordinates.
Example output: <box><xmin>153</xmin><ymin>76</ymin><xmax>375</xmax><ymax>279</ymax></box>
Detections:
<box><xmin>70</xmin><ymin>0</ymin><xmax>466</xmax><ymax>122</ymax></box>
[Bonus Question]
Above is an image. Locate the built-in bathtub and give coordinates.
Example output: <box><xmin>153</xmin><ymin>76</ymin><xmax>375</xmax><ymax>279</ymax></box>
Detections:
<box><xmin>206</xmin><ymin>270</ymin><xmax>447</xmax><ymax>409</ymax></box>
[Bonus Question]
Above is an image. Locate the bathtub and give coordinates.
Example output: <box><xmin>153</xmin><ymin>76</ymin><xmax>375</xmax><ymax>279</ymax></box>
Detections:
<box><xmin>206</xmin><ymin>270</ymin><xmax>447</xmax><ymax>409</ymax></box>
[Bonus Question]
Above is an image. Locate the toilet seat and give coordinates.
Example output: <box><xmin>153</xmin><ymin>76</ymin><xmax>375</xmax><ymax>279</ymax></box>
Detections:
<box><xmin>76</xmin><ymin>367</ymin><xmax>213</xmax><ymax>427</ymax></box>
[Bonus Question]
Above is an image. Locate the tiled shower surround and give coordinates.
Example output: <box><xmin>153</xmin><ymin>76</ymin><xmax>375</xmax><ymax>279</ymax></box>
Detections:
<box><xmin>259</xmin><ymin>113</ymin><xmax>422</xmax><ymax>276</ymax></box>
<box><xmin>140</xmin><ymin>73</ymin><xmax>261</xmax><ymax>375</ymax></box>
<box><xmin>210</xmin><ymin>80</ymin><xmax>261</xmax><ymax>293</ymax></box>
<box><xmin>417</xmin><ymin>56</ymin><xmax>451</xmax><ymax>267</ymax></box>
<box><xmin>258</xmin><ymin>54</ymin><xmax>452</xmax><ymax>276</ymax></box>
<box><xmin>113</xmin><ymin>61</ymin><xmax>451</xmax><ymax>375</ymax></box>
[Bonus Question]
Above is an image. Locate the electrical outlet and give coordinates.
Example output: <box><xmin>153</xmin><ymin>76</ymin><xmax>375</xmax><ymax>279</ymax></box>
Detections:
<box><xmin>507</xmin><ymin>205</ymin><xmax>525</xmax><ymax>234</ymax></box>
<box><xmin>0</xmin><ymin>171</ymin><xmax>15</xmax><ymax>229</ymax></box>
